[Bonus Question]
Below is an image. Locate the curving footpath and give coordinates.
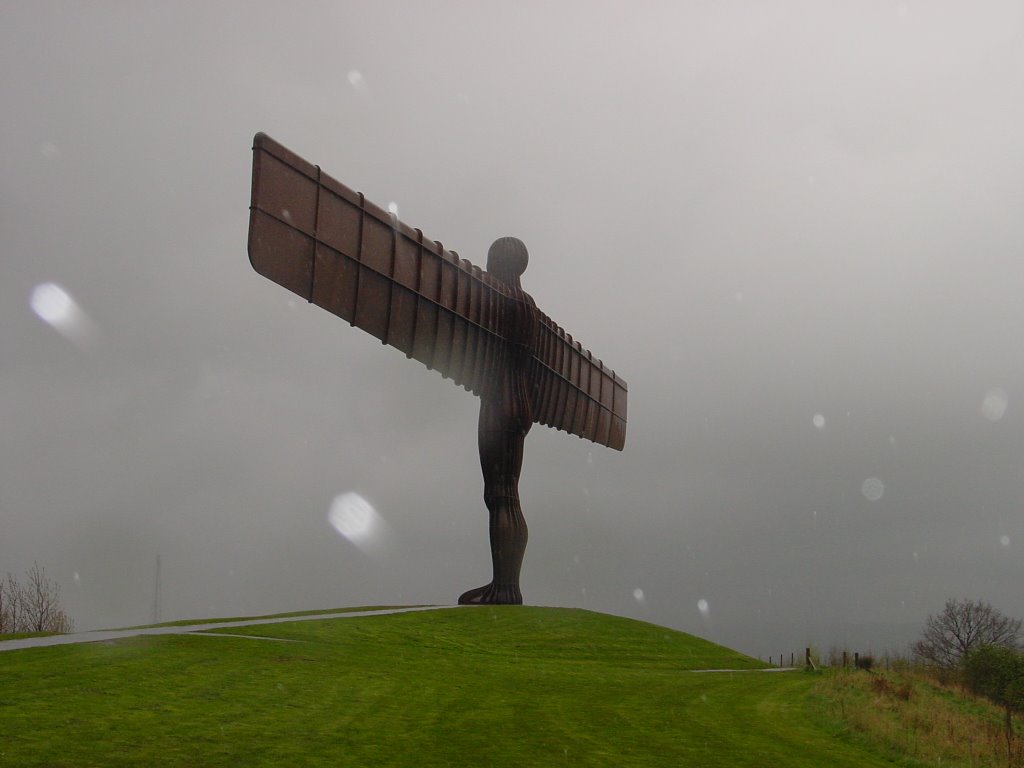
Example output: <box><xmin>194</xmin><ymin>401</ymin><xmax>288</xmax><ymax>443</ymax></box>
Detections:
<box><xmin>0</xmin><ymin>605</ymin><xmax>452</xmax><ymax>653</ymax></box>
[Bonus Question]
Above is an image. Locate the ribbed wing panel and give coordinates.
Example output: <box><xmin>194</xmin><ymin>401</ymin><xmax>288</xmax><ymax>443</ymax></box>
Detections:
<box><xmin>248</xmin><ymin>132</ymin><xmax>627</xmax><ymax>449</ymax></box>
<box><xmin>248</xmin><ymin>132</ymin><xmax>509</xmax><ymax>397</ymax></box>
<box><xmin>529</xmin><ymin>312</ymin><xmax>627</xmax><ymax>451</ymax></box>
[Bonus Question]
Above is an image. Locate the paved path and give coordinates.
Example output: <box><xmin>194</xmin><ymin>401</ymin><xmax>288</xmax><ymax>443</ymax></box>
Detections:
<box><xmin>0</xmin><ymin>605</ymin><xmax>453</xmax><ymax>653</ymax></box>
<box><xmin>689</xmin><ymin>667</ymin><xmax>800</xmax><ymax>673</ymax></box>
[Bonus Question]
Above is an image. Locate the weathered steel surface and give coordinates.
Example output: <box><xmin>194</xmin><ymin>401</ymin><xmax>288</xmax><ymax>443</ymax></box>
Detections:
<box><xmin>248</xmin><ymin>132</ymin><xmax>627</xmax><ymax>450</ymax></box>
<box><xmin>248</xmin><ymin>133</ymin><xmax>628</xmax><ymax>604</ymax></box>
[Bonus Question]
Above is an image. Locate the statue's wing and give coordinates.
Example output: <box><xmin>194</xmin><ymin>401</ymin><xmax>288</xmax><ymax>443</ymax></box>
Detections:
<box><xmin>248</xmin><ymin>132</ymin><xmax>509</xmax><ymax>397</ymax></box>
<box><xmin>249</xmin><ymin>132</ymin><xmax>627</xmax><ymax>450</ymax></box>
<box><xmin>529</xmin><ymin>312</ymin><xmax>627</xmax><ymax>451</ymax></box>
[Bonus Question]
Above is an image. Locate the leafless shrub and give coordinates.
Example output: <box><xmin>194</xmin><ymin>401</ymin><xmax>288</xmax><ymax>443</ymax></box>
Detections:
<box><xmin>871</xmin><ymin>675</ymin><xmax>892</xmax><ymax>696</ymax></box>
<box><xmin>856</xmin><ymin>654</ymin><xmax>875</xmax><ymax>671</ymax></box>
<box><xmin>0</xmin><ymin>563</ymin><xmax>73</xmax><ymax>634</ymax></box>
<box><xmin>869</xmin><ymin>674</ymin><xmax>913</xmax><ymax>701</ymax></box>
<box><xmin>0</xmin><ymin>573</ymin><xmax>22</xmax><ymax>633</ymax></box>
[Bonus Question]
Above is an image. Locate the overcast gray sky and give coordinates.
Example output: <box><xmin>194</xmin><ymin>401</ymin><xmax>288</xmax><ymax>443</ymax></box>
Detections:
<box><xmin>3</xmin><ymin>1</ymin><xmax>1023</xmax><ymax>658</ymax></box>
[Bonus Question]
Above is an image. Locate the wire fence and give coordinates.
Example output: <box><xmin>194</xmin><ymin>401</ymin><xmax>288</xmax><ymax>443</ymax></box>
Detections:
<box><xmin>763</xmin><ymin>648</ymin><xmax>912</xmax><ymax>671</ymax></box>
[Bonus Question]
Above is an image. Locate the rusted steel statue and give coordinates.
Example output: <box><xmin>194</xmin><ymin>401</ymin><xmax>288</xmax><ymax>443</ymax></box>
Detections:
<box><xmin>247</xmin><ymin>133</ymin><xmax>627</xmax><ymax>604</ymax></box>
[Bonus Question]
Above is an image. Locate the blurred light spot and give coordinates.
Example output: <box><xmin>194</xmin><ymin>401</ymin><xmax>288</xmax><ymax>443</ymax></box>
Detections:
<box><xmin>587</xmin><ymin>451</ymin><xmax>593</xmax><ymax>464</ymax></box>
<box><xmin>39</xmin><ymin>141</ymin><xmax>60</xmax><ymax>158</ymax></box>
<box><xmin>982</xmin><ymin>388</ymin><xmax>1008</xmax><ymax>422</ymax></box>
<box><xmin>632</xmin><ymin>587</ymin><xmax>645</xmax><ymax>604</ymax></box>
<box><xmin>280</xmin><ymin>208</ymin><xmax>292</xmax><ymax>222</ymax></box>
<box><xmin>347</xmin><ymin>69</ymin><xmax>366</xmax><ymax>90</ymax></box>
<box><xmin>29</xmin><ymin>282</ymin><xmax>98</xmax><ymax>347</ymax></box>
<box><xmin>387</xmin><ymin>201</ymin><xmax>399</xmax><ymax>216</ymax></box>
<box><xmin>734</xmin><ymin>291</ymin><xmax>744</xmax><ymax>302</ymax></box>
<box><xmin>328</xmin><ymin>492</ymin><xmax>382</xmax><ymax>549</ymax></box>
<box><xmin>812</xmin><ymin>413</ymin><xmax>825</xmax><ymax>430</ymax></box>
<box><xmin>31</xmin><ymin>282</ymin><xmax>72</xmax><ymax>324</ymax></box>
<box><xmin>697</xmin><ymin>598</ymin><xmax>710</xmax><ymax>617</ymax></box>
<box><xmin>572</xmin><ymin>554</ymin><xmax>580</xmax><ymax>565</ymax></box>
<box><xmin>888</xmin><ymin>435</ymin><xmax>896</xmax><ymax>445</ymax></box>
<box><xmin>1001</xmin><ymin>535</ymin><xmax>1011</xmax><ymax>548</ymax></box>
<box><xmin>861</xmin><ymin>477</ymin><xmax>885</xmax><ymax>502</ymax></box>
<box><xmin>73</xmin><ymin>572</ymin><xmax>80</xmax><ymax>583</ymax></box>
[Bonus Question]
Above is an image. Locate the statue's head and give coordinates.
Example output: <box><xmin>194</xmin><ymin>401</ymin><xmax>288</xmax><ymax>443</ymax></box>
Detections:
<box><xmin>487</xmin><ymin>237</ymin><xmax>528</xmax><ymax>281</ymax></box>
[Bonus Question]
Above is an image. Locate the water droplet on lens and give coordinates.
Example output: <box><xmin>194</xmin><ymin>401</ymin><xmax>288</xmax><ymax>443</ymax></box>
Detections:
<box><xmin>861</xmin><ymin>477</ymin><xmax>885</xmax><ymax>502</ymax></box>
<box><xmin>31</xmin><ymin>283</ymin><xmax>73</xmax><ymax>325</ymax></box>
<box><xmin>982</xmin><ymin>388</ymin><xmax>1008</xmax><ymax>422</ymax></box>
<box><xmin>328</xmin><ymin>492</ymin><xmax>386</xmax><ymax>552</ymax></box>
<box><xmin>347</xmin><ymin>69</ymin><xmax>367</xmax><ymax>90</ymax></box>
<box><xmin>812</xmin><ymin>413</ymin><xmax>825</xmax><ymax>429</ymax></box>
<box><xmin>29</xmin><ymin>282</ymin><xmax>98</xmax><ymax>347</ymax></box>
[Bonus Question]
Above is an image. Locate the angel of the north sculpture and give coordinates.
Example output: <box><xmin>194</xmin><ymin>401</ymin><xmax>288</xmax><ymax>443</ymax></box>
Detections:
<box><xmin>247</xmin><ymin>133</ymin><xmax>627</xmax><ymax>604</ymax></box>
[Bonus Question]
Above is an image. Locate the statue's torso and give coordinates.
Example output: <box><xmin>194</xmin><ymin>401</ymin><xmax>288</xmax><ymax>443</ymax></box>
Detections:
<box><xmin>479</xmin><ymin>285</ymin><xmax>537</xmax><ymax>435</ymax></box>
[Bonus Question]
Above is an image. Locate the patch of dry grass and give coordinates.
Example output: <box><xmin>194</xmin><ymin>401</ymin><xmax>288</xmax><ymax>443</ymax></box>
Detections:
<box><xmin>813</xmin><ymin>668</ymin><xmax>1024</xmax><ymax>767</ymax></box>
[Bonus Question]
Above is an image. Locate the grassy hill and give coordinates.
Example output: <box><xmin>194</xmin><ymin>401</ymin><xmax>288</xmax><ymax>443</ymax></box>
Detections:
<box><xmin>0</xmin><ymin>606</ymin><xmax>929</xmax><ymax>766</ymax></box>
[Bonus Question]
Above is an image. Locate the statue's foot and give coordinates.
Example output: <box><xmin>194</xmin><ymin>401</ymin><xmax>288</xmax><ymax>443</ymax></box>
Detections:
<box><xmin>458</xmin><ymin>582</ymin><xmax>523</xmax><ymax>605</ymax></box>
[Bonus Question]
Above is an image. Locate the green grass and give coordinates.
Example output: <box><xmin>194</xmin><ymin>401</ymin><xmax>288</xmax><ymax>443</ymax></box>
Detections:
<box><xmin>112</xmin><ymin>604</ymin><xmax>423</xmax><ymax>630</ymax></box>
<box><xmin>814</xmin><ymin>667</ymin><xmax>1024</xmax><ymax>766</ymax></box>
<box><xmin>0</xmin><ymin>606</ymin><xmax>927</xmax><ymax>767</ymax></box>
<box><xmin>0</xmin><ymin>631</ymin><xmax>59</xmax><ymax>641</ymax></box>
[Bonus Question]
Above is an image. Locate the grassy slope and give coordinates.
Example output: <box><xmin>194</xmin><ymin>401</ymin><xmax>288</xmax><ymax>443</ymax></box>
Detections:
<box><xmin>114</xmin><ymin>605</ymin><xmax>422</xmax><ymax>630</ymax></box>
<box><xmin>814</xmin><ymin>668</ymin><xmax>1024</xmax><ymax>767</ymax></box>
<box><xmin>1</xmin><ymin>607</ymin><xmax>913</xmax><ymax>767</ymax></box>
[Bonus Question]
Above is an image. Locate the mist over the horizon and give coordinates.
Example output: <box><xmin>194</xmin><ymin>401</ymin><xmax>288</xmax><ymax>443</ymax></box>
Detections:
<box><xmin>3</xmin><ymin>1</ymin><xmax>1023</xmax><ymax>659</ymax></box>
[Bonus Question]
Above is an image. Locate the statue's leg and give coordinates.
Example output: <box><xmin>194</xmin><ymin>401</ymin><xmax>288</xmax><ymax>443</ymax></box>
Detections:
<box><xmin>458</xmin><ymin>399</ymin><xmax>529</xmax><ymax>605</ymax></box>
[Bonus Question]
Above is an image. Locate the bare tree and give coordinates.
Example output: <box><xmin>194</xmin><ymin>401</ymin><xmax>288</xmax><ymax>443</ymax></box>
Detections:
<box><xmin>21</xmin><ymin>562</ymin><xmax>73</xmax><ymax>634</ymax></box>
<box><xmin>0</xmin><ymin>573</ymin><xmax>25</xmax><ymax>634</ymax></box>
<box><xmin>0</xmin><ymin>576</ymin><xmax>10</xmax><ymax>633</ymax></box>
<box><xmin>0</xmin><ymin>564</ymin><xmax>73</xmax><ymax>635</ymax></box>
<box><xmin>0</xmin><ymin>576</ymin><xmax>8</xmax><ymax>633</ymax></box>
<box><xmin>914</xmin><ymin>598</ymin><xmax>1022</xmax><ymax>669</ymax></box>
